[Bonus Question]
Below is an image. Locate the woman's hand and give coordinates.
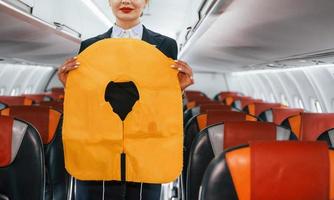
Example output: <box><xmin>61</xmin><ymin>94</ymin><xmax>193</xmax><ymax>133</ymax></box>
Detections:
<box><xmin>57</xmin><ymin>57</ymin><xmax>80</xmax><ymax>86</ymax></box>
<box><xmin>171</xmin><ymin>60</ymin><xmax>194</xmax><ymax>91</ymax></box>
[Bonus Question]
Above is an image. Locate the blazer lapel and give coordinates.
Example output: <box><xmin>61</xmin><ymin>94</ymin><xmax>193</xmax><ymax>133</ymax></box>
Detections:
<box><xmin>142</xmin><ymin>26</ymin><xmax>158</xmax><ymax>47</ymax></box>
<box><xmin>98</xmin><ymin>27</ymin><xmax>113</xmax><ymax>40</ymax></box>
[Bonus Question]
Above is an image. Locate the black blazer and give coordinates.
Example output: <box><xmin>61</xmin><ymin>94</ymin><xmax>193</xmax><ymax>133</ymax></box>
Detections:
<box><xmin>78</xmin><ymin>25</ymin><xmax>178</xmax><ymax>60</ymax></box>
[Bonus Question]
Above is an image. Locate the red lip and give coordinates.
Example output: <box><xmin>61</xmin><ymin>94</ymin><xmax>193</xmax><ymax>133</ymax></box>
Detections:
<box><xmin>120</xmin><ymin>7</ymin><xmax>134</xmax><ymax>13</ymax></box>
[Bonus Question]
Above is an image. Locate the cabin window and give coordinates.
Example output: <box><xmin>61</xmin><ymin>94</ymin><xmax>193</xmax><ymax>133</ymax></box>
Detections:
<box><xmin>0</xmin><ymin>88</ymin><xmax>5</xmax><ymax>95</ymax></box>
<box><xmin>314</xmin><ymin>100</ymin><xmax>323</xmax><ymax>113</ymax></box>
<box><xmin>294</xmin><ymin>96</ymin><xmax>304</xmax><ymax>109</ymax></box>
<box><xmin>298</xmin><ymin>99</ymin><xmax>304</xmax><ymax>109</ymax></box>
<box><xmin>24</xmin><ymin>86</ymin><xmax>32</xmax><ymax>94</ymax></box>
<box><xmin>46</xmin><ymin>73</ymin><xmax>64</xmax><ymax>91</ymax></box>
<box><xmin>261</xmin><ymin>93</ymin><xmax>266</xmax><ymax>101</ymax></box>
<box><xmin>269</xmin><ymin>93</ymin><xmax>276</xmax><ymax>103</ymax></box>
<box><xmin>311</xmin><ymin>99</ymin><xmax>323</xmax><ymax>113</ymax></box>
<box><xmin>331</xmin><ymin>99</ymin><xmax>334</xmax><ymax>111</ymax></box>
<box><xmin>10</xmin><ymin>88</ymin><xmax>16</xmax><ymax>96</ymax></box>
<box><xmin>253</xmin><ymin>92</ymin><xmax>259</xmax><ymax>99</ymax></box>
<box><xmin>10</xmin><ymin>88</ymin><xmax>20</xmax><ymax>96</ymax></box>
<box><xmin>280</xmin><ymin>94</ymin><xmax>289</xmax><ymax>106</ymax></box>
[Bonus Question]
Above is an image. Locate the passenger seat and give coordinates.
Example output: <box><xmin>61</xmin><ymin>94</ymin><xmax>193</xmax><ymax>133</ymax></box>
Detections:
<box><xmin>0</xmin><ymin>116</ymin><xmax>45</xmax><ymax>199</ymax></box>
<box><xmin>200</xmin><ymin>141</ymin><xmax>333</xmax><ymax>200</ymax></box>
<box><xmin>1</xmin><ymin>106</ymin><xmax>69</xmax><ymax>200</ymax></box>
<box><xmin>0</xmin><ymin>96</ymin><xmax>32</xmax><ymax>106</ymax></box>
<box><xmin>186</xmin><ymin>121</ymin><xmax>295</xmax><ymax>200</ymax></box>
<box><xmin>288</xmin><ymin>112</ymin><xmax>334</xmax><ymax>147</ymax></box>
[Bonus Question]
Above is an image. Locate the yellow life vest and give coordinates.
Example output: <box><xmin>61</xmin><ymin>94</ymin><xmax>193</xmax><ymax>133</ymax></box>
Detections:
<box><xmin>62</xmin><ymin>39</ymin><xmax>183</xmax><ymax>183</ymax></box>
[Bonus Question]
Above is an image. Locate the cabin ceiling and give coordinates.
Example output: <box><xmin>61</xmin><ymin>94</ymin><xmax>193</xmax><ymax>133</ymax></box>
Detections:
<box><xmin>0</xmin><ymin>0</ymin><xmax>192</xmax><ymax>66</ymax></box>
<box><xmin>181</xmin><ymin>0</ymin><xmax>334</xmax><ymax>73</ymax></box>
<box><xmin>1</xmin><ymin>0</ymin><xmax>334</xmax><ymax>70</ymax></box>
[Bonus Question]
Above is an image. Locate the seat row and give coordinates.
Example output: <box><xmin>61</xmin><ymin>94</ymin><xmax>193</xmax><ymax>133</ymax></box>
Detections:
<box><xmin>1</xmin><ymin>89</ymin><xmax>333</xmax><ymax>199</ymax></box>
<box><xmin>0</xmin><ymin>87</ymin><xmax>64</xmax><ymax>111</ymax></box>
<box><xmin>0</xmin><ymin>89</ymin><xmax>67</xmax><ymax>200</ymax></box>
<box><xmin>182</xmin><ymin>90</ymin><xmax>334</xmax><ymax>200</ymax></box>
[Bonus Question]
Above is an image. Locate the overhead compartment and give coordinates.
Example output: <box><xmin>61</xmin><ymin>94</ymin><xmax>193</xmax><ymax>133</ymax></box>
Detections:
<box><xmin>176</xmin><ymin>0</ymin><xmax>205</xmax><ymax>46</ymax></box>
<box><xmin>32</xmin><ymin>0</ymin><xmax>113</xmax><ymax>40</ymax></box>
<box><xmin>18</xmin><ymin>0</ymin><xmax>33</xmax><ymax>7</ymax></box>
<box><xmin>0</xmin><ymin>0</ymin><xmax>78</xmax><ymax>65</ymax></box>
<box><xmin>0</xmin><ymin>0</ymin><xmax>115</xmax><ymax>65</ymax></box>
<box><xmin>178</xmin><ymin>0</ymin><xmax>229</xmax><ymax>56</ymax></box>
<box><xmin>180</xmin><ymin>0</ymin><xmax>334</xmax><ymax>73</ymax></box>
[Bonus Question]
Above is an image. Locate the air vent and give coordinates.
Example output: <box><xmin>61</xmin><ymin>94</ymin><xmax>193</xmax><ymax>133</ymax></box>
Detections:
<box><xmin>54</xmin><ymin>22</ymin><xmax>81</xmax><ymax>38</ymax></box>
<box><xmin>279</xmin><ymin>49</ymin><xmax>334</xmax><ymax>62</ymax></box>
<box><xmin>303</xmin><ymin>51</ymin><xmax>334</xmax><ymax>59</ymax></box>
<box><xmin>266</xmin><ymin>63</ymin><xmax>286</xmax><ymax>68</ymax></box>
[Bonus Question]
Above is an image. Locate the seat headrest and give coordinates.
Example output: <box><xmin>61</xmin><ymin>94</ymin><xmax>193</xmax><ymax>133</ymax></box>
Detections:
<box><xmin>200</xmin><ymin>141</ymin><xmax>334</xmax><ymax>200</ymax></box>
<box><xmin>187</xmin><ymin>95</ymin><xmax>210</xmax><ymax>102</ymax></box>
<box><xmin>51</xmin><ymin>88</ymin><xmax>64</xmax><ymax>93</ymax></box>
<box><xmin>248</xmin><ymin>102</ymin><xmax>282</xmax><ymax>117</ymax></box>
<box><xmin>187</xmin><ymin>100</ymin><xmax>215</xmax><ymax>109</ymax></box>
<box><xmin>224</xmin><ymin>95</ymin><xmax>246</xmax><ymax>106</ymax></box>
<box><xmin>250</xmin><ymin>141</ymin><xmax>329</xmax><ymax>199</ymax></box>
<box><xmin>24</xmin><ymin>94</ymin><xmax>50</xmax><ymax>104</ymax></box>
<box><xmin>224</xmin><ymin>141</ymin><xmax>331</xmax><ymax>200</ymax></box>
<box><xmin>49</xmin><ymin>88</ymin><xmax>64</xmax><ymax>100</ymax></box>
<box><xmin>223</xmin><ymin>121</ymin><xmax>277</xmax><ymax>149</ymax></box>
<box><xmin>1</xmin><ymin>106</ymin><xmax>61</xmax><ymax>144</ymax></box>
<box><xmin>200</xmin><ymin>104</ymin><xmax>231</xmax><ymax>113</ymax></box>
<box><xmin>39</xmin><ymin>101</ymin><xmax>63</xmax><ymax>112</ymax></box>
<box><xmin>239</xmin><ymin>98</ymin><xmax>263</xmax><ymax>110</ymax></box>
<box><xmin>0</xmin><ymin>96</ymin><xmax>32</xmax><ymax>106</ymax></box>
<box><xmin>271</xmin><ymin>107</ymin><xmax>303</xmax><ymax>125</ymax></box>
<box><xmin>197</xmin><ymin>111</ymin><xmax>255</xmax><ymax>131</ymax></box>
<box><xmin>289</xmin><ymin>112</ymin><xmax>334</xmax><ymax>140</ymax></box>
<box><xmin>195</xmin><ymin>100</ymin><xmax>216</xmax><ymax>106</ymax></box>
<box><xmin>217</xmin><ymin>92</ymin><xmax>239</xmax><ymax>103</ymax></box>
<box><xmin>229</xmin><ymin>96</ymin><xmax>252</xmax><ymax>108</ymax></box>
<box><xmin>0</xmin><ymin>116</ymin><xmax>28</xmax><ymax>167</ymax></box>
<box><xmin>185</xmin><ymin>91</ymin><xmax>207</xmax><ymax>101</ymax></box>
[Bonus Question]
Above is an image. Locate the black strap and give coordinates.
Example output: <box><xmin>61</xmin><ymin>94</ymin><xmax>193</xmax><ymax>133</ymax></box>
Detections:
<box><xmin>121</xmin><ymin>153</ymin><xmax>126</xmax><ymax>182</ymax></box>
<box><xmin>120</xmin><ymin>153</ymin><xmax>127</xmax><ymax>200</ymax></box>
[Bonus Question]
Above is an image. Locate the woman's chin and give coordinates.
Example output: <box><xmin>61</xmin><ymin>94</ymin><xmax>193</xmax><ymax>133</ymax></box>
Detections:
<box><xmin>116</xmin><ymin>14</ymin><xmax>140</xmax><ymax>22</ymax></box>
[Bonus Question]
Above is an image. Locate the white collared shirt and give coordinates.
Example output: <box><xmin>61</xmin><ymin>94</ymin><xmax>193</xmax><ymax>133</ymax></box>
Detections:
<box><xmin>111</xmin><ymin>23</ymin><xmax>143</xmax><ymax>40</ymax></box>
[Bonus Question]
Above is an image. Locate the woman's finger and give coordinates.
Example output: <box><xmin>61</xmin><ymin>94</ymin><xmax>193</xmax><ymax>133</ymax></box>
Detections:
<box><xmin>58</xmin><ymin>64</ymin><xmax>79</xmax><ymax>77</ymax></box>
<box><xmin>171</xmin><ymin>61</ymin><xmax>187</xmax><ymax>72</ymax></box>
<box><xmin>63</xmin><ymin>63</ymin><xmax>80</xmax><ymax>73</ymax></box>
<box><xmin>65</xmin><ymin>58</ymin><xmax>78</xmax><ymax>66</ymax></box>
<box><xmin>174</xmin><ymin>60</ymin><xmax>191</xmax><ymax>70</ymax></box>
<box><xmin>176</xmin><ymin>61</ymin><xmax>195</xmax><ymax>82</ymax></box>
<box><xmin>62</xmin><ymin>57</ymin><xmax>78</xmax><ymax>68</ymax></box>
<box><xmin>59</xmin><ymin>57</ymin><xmax>77</xmax><ymax>69</ymax></box>
<box><xmin>65</xmin><ymin>60</ymin><xmax>80</xmax><ymax>69</ymax></box>
<box><xmin>175</xmin><ymin>60</ymin><xmax>193</xmax><ymax>74</ymax></box>
<box><xmin>175</xmin><ymin>60</ymin><xmax>188</xmax><ymax>66</ymax></box>
<box><xmin>64</xmin><ymin>56</ymin><xmax>77</xmax><ymax>65</ymax></box>
<box><xmin>173</xmin><ymin>62</ymin><xmax>192</xmax><ymax>77</ymax></box>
